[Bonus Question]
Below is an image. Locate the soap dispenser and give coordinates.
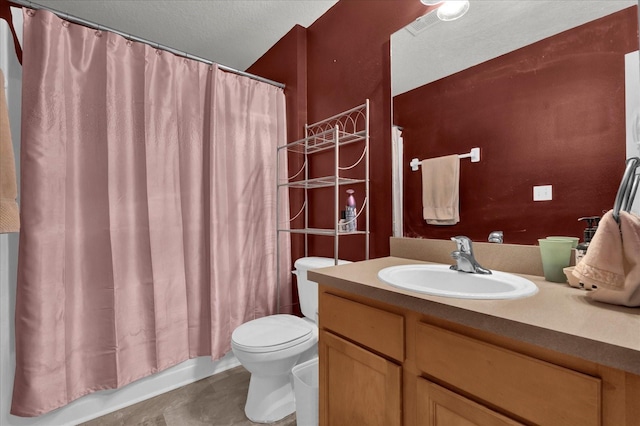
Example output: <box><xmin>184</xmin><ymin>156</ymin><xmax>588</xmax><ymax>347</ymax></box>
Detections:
<box><xmin>575</xmin><ymin>216</ymin><xmax>601</xmax><ymax>265</ymax></box>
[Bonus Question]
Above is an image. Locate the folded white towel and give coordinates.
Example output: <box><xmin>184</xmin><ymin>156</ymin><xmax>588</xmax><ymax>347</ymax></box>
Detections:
<box><xmin>421</xmin><ymin>155</ymin><xmax>460</xmax><ymax>225</ymax></box>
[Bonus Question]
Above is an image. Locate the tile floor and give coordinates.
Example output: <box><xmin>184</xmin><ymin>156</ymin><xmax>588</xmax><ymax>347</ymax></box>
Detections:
<box><xmin>80</xmin><ymin>366</ymin><xmax>296</xmax><ymax>426</ymax></box>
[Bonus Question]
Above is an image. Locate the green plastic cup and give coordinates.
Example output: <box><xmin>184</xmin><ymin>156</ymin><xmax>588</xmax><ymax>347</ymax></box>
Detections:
<box><xmin>546</xmin><ymin>236</ymin><xmax>579</xmax><ymax>249</ymax></box>
<box><xmin>538</xmin><ymin>239</ymin><xmax>573</xmax><ymax>283</ymax></box>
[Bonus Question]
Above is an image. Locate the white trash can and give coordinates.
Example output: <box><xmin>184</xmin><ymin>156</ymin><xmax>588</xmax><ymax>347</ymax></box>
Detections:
<box><xmin>292</xmin><ymin>357</ymin><xmax>319</xmax><ymax>426</ymax></box>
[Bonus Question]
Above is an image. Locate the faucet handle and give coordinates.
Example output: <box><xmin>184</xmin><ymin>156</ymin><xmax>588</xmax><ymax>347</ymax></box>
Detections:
<box><xmin>488</xmin><ymin>230</ymin><xmax>504</xmax><ymax>244</ymax></box>
<box><xmin>450</xmin><ymin>236</ymin><xmax>473</xmax><ymax>253</ymax></box>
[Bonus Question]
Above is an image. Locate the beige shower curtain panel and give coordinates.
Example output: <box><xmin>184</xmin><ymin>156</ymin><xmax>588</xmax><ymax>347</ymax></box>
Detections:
<box><xmin>13</xmin><ymin>8</ymin><xmax>290</xmax><ymax>416</ymax></box>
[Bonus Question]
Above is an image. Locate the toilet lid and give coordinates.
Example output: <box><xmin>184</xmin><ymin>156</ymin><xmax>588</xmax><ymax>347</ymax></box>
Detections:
<box><xmin>232</xmin><ymin>314</ymin><xmax>314</xmax><ymax>353</ymax></box>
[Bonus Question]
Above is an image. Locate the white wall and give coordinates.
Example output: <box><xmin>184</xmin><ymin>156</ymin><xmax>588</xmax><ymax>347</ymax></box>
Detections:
<box><xmin>0</xmin><ymin>10</ymin><xmax>238</xmax><ymax>425</ymax></box>
<box><xmin>625</xmin><ymin>50</ymin><xmax>640</xmax><ymax>214</ymax></box>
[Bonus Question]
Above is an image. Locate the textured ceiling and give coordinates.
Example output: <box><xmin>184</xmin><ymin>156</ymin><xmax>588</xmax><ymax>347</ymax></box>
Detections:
<box><xmin>392</xmin><ymin>0</ymin><xmax>637</xmax><ymax>96</ymax></box>
<box><xmin>34</xmin><ymin>0</ymin><xmax>338</xmax><ymax>72</ymax></box>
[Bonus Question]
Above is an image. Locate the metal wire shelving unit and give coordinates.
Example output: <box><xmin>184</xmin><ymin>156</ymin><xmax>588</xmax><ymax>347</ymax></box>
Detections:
<box><xmin>276</xmin><ymin>100</ymin><xmax>370</xmax><ymax>310</ymax></box>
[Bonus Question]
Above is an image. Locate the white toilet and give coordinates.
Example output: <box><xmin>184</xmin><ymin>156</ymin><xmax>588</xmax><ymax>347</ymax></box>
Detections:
<box><xmin>231</xmin><ymin>257</ymin><xmax>349</xmax><ymax>423</ymax></box>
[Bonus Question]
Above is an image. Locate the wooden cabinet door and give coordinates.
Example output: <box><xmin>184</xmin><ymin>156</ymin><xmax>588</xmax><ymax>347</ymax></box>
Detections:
<box><xmin>416</xmin><ymin>378</ymin><xmax>524</xmax><ymax>426</ymax></box>
<box><xmin>319</xmin><ymin>330</ymin><xmax>402</xmax><ymax>426</ymax></box>
<box><xmin>415</xmin><ymin>322</ymin><xmax>601</xmax><ymax>426</ymax></box>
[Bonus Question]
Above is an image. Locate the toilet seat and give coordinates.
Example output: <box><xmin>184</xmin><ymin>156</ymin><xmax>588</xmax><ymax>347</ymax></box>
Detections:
<box><xmin>232</xmin><ymin>314</ymin><xmax>314</xmax><ymax>354</ymax></box>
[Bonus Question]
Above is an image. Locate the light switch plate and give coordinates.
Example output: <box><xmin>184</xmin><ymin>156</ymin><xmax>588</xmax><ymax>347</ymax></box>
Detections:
<box><xmin>533</xmin><ymin>185</ymin><xmax>552</xmax><ymax>201</ymax></box>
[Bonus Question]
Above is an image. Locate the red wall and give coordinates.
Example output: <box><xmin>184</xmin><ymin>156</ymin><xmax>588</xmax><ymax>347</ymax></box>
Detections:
<box><xmin>247</xmin><ymin>25</ymin><xmax>308</xmax><ymax>144</ymax></box>
<box><xmin>250</xmin><ymin>2</ymin><xmax>638</xmax><ymax>258</ymax></box>
<box><xmin>395</xmin><ymin>7</ymin><xmax>638</xmax><ymax>245</ymax></box>
<box><xmin>250</xmin><ymin>0</ymin><xmax>429</xmax><ymax>263</ymax></box>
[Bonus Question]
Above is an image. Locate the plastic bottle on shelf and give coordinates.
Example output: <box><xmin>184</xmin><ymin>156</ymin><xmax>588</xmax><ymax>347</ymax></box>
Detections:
<box><xmin>345</xmin><ymin>189</ymin><xmax>357</xmax><ymax>232</ymax></box>
<box><xmin>339</xmin><ymin>210</ymin><xmax>347</xmax><ymax>232</ymax></box>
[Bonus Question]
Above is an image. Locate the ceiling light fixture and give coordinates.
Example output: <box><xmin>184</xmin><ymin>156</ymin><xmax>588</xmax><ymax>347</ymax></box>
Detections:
<box><xmin>420</xmin><ymin>0</ymin><xmax>444</xmax><ymax>5</ymax></box>
<box><xmin>436</xmin><ymin>0</ymin><xmax>470</xmax><ymax>21</ymax></box>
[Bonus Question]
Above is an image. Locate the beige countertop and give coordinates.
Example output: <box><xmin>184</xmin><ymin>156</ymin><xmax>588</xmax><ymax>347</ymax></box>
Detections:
<box><xmin>309</xmin><ymin>254</ymin><xmax>640</xmax><ymax>375</ymax></box>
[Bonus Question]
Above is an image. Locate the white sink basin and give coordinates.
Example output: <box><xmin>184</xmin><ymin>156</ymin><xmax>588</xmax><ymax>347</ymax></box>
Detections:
<box><xmin>377</xmin><ymin>264</ymin><xmax>538</xmax><ymax>300</ymax></box>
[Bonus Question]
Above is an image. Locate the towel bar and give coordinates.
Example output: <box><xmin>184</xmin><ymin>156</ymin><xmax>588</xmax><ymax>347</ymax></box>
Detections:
<box><xmin>410</xmin><ymin>147</ymin><xmax>480</xmax><ymax>171</ymax></box>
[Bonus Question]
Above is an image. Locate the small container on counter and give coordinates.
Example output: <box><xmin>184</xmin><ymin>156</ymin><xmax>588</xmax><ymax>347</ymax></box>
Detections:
<box><xmin>575</xmin><ymin>216</ymin><xmax>601</xmax><ymax>265</ymax></box>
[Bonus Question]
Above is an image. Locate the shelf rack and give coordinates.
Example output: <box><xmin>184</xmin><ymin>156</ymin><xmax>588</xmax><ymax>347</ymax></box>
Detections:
<box><xmin>276</xmin><ymin>100</ymin><xmax>370</xmax><ymax>310</ymax></box>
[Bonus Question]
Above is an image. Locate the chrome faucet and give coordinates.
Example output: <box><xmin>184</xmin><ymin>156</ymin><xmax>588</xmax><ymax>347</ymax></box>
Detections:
<box><xmin>488</xmin><ymin>230</ymin><xmax>503</xmax><ymax>244</ymax></box>
<box><xmin>450</xmin><ymin>236</ymin><xmax>492</xmax><ymax>274</ymax></box>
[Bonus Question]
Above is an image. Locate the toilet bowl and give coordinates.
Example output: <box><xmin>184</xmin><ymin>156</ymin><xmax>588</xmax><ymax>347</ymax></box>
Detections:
<box><xmin>231</xmin><ymin>257</ymin><xmax>349</xmax><ymax>423</ymax></box>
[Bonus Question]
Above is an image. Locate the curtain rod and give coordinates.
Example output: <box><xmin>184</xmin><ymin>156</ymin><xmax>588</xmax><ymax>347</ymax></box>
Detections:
<box><xmin>9</xmin><ymin>0</ymin><xmax>286</xmax><ymax>89</ymax></box>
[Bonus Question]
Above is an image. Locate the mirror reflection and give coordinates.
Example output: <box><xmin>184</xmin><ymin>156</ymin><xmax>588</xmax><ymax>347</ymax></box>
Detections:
<box><xmin>392</xmin><ymin>1</ymin><xmax>639</xmax><ymax>245</ymax></box>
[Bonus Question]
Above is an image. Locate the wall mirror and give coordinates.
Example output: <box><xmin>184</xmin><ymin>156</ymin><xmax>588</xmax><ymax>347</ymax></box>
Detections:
<box><xmin>391</xmin><ymin>0</ymin><xmax>639</xmax><ymax>245</ymax></box>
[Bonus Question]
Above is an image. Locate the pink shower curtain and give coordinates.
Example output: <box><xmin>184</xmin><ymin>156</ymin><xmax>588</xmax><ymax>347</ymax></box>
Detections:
<box><xmin>12</xmin><ymin>8</ymin><xmax>290</xmax><ymax>416</ymax></box>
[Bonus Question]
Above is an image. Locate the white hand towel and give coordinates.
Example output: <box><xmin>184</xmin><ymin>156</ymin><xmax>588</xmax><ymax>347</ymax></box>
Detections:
<box><xmin>421</xmin><ymin>154</ymin><xmax>460</xmax><ymax>225</ymax></box>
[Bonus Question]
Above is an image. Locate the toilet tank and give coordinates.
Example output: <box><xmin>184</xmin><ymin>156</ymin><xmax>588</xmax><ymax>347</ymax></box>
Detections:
<box><xmin>293</xmin><ymin>257</ymin><xmax>351</xmax><ymax>323</ymax></box>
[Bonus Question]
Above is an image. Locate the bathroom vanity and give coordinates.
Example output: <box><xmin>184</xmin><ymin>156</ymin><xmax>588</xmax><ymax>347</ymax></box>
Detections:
<box><xmin>311</xmin><ymin>238</ymin><xmax>640</xmax><ymax>426</ymax></box>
